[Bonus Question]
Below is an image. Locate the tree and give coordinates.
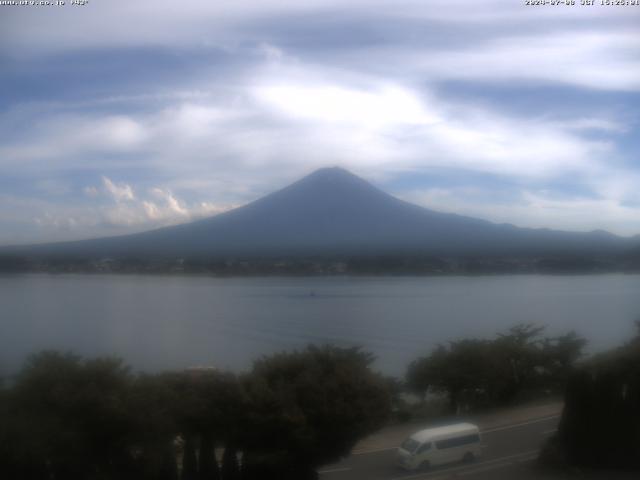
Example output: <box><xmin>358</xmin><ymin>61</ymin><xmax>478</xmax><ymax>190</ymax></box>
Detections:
<box><xmin>540</xmin><ymin>331</ymin><xmax>587</xmax><ymax>390</ymax></box>
<box><xmin>240</xmin><ymin>346</ymin><xmax>391</xmax><ymax>479</ymax></box>
<box><xmin>170</xmin><ymin>370</ymin><xmax>244</xmax><ymax>480</ymax></box>
<box><xmin>406</xmin><ymin>324</ymin><xmax>587</xmax><ymax>413</ymax></box>
<box><xmin>220</xmin><ymin>445</ymin><xmax>240</xmax><ymax>480</ymax></box>
<box><xmin>407</xmin><ymin>340</ymin><xmax>495</xmax><ymax>412</ymax></box>
<box><xmin>547</xmin><ymin>326</ymin><xmax>640</xmax><ymax>470</ymax></box>
<box><xmin>182</xmin><ymin>435</ymin><xmax>198</xmax><ymax>480</ymax></box>
<box><xmin>5</xmin><ymin>351</ymin><xmax>136</xmax><ymax>480</ymax></box>
<box><xmin>553</xmin><ymin>323</ymin><xmax>640</xmax><ymax>470</ymax></box>
<box><xmin>493</xmin><ymin>323</ymin><xmax>546</xmax><ymax>400</ymax></box>
<box><xmin>406</xmin><ymin>357</ymin><xmax>433</xmax><ymax>400</ymax></box>
<box><xmin>128</xmin><ymin>373</ymin><xmax>181</xmax><ymax>480</ymax></box>
<box><xmin>198</xmin><ymin>433</ymin><xmax>220</xmax><ymax>480</ymax></box>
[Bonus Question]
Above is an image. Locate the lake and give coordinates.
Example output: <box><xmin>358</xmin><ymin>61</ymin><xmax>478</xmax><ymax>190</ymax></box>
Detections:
<box><xmin>1</xmin><ymin>274</ymin><xmax>639</xmax><ymax>377</ymax></box>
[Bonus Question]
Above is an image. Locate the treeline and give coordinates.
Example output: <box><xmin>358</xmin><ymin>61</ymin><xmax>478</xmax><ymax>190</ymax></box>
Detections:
<box><xmin>404</xmin><ymin>323</ymin><xmax>640</xmax><ymax>472</ymax></box>
<box><xmin>405</xmin><ymin>324</ymin><xmax>586</xmax><ymax>413</ymax></box>
<box><xmin>1</xmin><ymin>253</ymin><xmax>636</xmax><ymax>275</ymax></box>
<box><xmin>542</xmin><ymin>322</ymin><xmax>640</xmax><ymax>471</ymax></box>
<box><xmin>2</xmin><ymin>323</ymin><xmax>635</xmax><ymax>478</ymax></box>
<box><xmin>0</xmin><ymin>346</ymin><xmax>390</xmax><ymax>480</ymax></box>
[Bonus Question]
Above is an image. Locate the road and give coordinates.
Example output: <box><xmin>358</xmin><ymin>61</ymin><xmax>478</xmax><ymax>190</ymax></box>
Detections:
<box><xmin>318</xmin><ymin>411</ymin><xmax>561</xmax><ymax>480</ymax></box>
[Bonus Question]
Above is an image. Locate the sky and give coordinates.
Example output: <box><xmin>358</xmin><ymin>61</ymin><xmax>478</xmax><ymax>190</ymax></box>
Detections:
<box><xmin>1</xmin><ymin>0</ymin><xmax>639</xmax><ymax>245</ymax></box>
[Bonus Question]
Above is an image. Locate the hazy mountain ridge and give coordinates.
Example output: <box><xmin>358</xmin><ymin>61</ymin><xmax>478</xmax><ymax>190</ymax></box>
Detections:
<box><xmin>2</xmin><ymin>167</ymin><xmax>637</xmax><ymax>260</ymax></box>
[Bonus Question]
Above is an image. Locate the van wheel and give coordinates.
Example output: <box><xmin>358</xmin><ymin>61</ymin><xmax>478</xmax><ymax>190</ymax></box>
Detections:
<box><xmin>419</xmin><ymin>460</ymin><xmax>431</xmax><ymax>471</ymax></box>
<box><xmin>462</xmin><ymin>452</ymin><xmax>475</xmax><ymax>463</ymax></box>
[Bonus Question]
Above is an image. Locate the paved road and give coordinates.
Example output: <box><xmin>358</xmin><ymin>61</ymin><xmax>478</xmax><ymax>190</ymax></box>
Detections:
<box><xmin>318</xmin><ymin>415</ymin><xmax>560</xmax><ymax>480</ymax></box>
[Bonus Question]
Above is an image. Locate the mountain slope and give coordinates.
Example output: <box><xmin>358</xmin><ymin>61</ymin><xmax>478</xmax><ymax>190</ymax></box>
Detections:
<box><xmin>5</xmin><ymin>167</ymin><xmax>635</xmax><ymax>258</ymax></box>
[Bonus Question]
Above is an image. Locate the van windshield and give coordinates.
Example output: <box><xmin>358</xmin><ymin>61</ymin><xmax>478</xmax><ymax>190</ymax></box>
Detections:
<box><xmin>400</xmin><ymin>438</ymin><xmax>420</xmax><ymax>453</ymax></box>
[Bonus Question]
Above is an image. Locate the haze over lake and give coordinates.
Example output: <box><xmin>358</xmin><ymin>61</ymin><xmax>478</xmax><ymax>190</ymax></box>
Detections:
<box><xmin>1</xmin><ymin>274</ymin><xmax>638</xmax><ymax>377</ymax></box>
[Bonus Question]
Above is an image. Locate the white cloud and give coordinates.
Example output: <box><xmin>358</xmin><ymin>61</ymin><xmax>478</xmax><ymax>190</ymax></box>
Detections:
<box><xmin>412</xmin><ymin>31</ymin><xmax>640</xmax><ymax>91</ymax></box>
<box><xmin>150</xmin><ymin>188</ymin><xmax>189</xmax><ymax>216</ymax></box>
<box><xmin>0</xmin><ymin>183</ymin><xmax>235</xmax><ymax>245</ymax></box>
<box><xmin>255</xmin><ymin>84</ymin><xmax>438</xmax><ymax>127</ymax></box>
<box><xmin>248</xmin><ymin>69</ymin><xmax>611</xmax><ymax>179</ymax></box>
<box><xmin>97</xmin><ymin>191</ymin><xmax>231</xmax><ymax>229</ymax></box>
<box><xmin>102</xmin><ymin>177</ymin><xmax>135</xmax><ymax>202</ymax></box>
<box><xmin>0</xmin><ymin>114</ymin><xmax>147</xmax><ymax>171</ymax></box>
<box><xmin>3</xmin><ymin>1</ymin><xmax>637</xmax><ymax>54</ymax></box>
<box><xmin>1</xmin><ymin>1</ymin><xmax>639</xmax><ymax>243</ymax></box>
<box><xmin>0</xmin><ymin>64</ymin><xmax>634</xmax><ymax>242</ymax></box>
<box><xmin>80</xmin><ymin>179</ymin><xmax>232</xmax><ymax>228</ymax></box>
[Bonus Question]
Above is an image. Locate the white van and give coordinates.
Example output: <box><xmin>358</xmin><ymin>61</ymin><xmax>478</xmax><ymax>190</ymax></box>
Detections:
<box><xmin>396</xmin><ymin>423</ymin><xmax>481</xmax><ymax>471</ymax></box>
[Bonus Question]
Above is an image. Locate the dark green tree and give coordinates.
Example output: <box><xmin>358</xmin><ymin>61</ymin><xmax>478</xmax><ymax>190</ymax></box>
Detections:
<box><xmin>221</xmin><ymin>445</ymin><xmax>241</xmax><ymax>480</ymax></box>
<box><xmin>198</xmin><ymin>433</ymin><xmax>220</xmax><ymax>480</ymax></box>
<box><xmin>540</xmin><ymin>330</ymin><xmax>587</xmax><ymax>390</ymax></box>
<box><xmin>406</xmin><ymin>356</ymin><xmax>433</xmax><ymax>400</ymax></box>
<box><xmin>171</xmin><ymin>370</ymin><xmax>244</xmax><ymax>480</ymax></box>
<box><xmin>6</xmin><ymin>351</ymin><xmax>136</xmax><ymax>480</ymax></box>
<box><xmin>128</xmin><ymin>373</ymin><xmax>183</xmax><ymax>480</ymax></box>
<box><xmin>407</xmin><ymin>324</ymin><xmax>587</xmax><ymax>413</ymax></box>
<box><xmin>407</xmin><ymin>340</ymin><xmax>494</xmax><ymax>412</ymax></box>
<box><xmin>553</xmin><ymin>322</ymin><xmax>640</xmax><ymax>470</ymax></box>
<box><xmin>240</xmin><ymin>345</ymin><xmax>391</xmax><ymax>479</ymax></box>
<box><xmin>182</xmin><ymin>435</ymin><xmax>198</xmax><ymax>480</ymax></box>
<box><xmin>493</xmin><ymin>323</ymin><xmax>546</xmax><ymax>400</ymax></box>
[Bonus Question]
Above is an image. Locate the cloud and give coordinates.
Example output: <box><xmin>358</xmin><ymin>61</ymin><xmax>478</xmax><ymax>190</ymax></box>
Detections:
<box><xmin>255</xmin><ymin>84</ymin><xmax>438</xmax><ymax>127</ymax></box>
<box><xmin>248</xmin><ymin>68</ymin><xmax>613</xmax><ymax>179</ymax></box>
<box><xmin>0</xmin><ymin>54</ymin><xmax>634</xmax><ymax>243</ymax></box>
<box><xmin>0</xmin><ymin>114</ymin><xmax>147</xmax><ymax>171</ymax></box>
<box><xmin>3</xmin><ymin>1</ymin><xmax>638</xmax><ymax>92</ymax></box>
<box><xmin>2</xmin><ymin>1</ymin><xmax>636</xmax><ymax>51</ymax></box>
<box><xmin>102</xmin><ymin>177</ymin><xmax>135</xmax><ymax>202</ymax></box>
<box><xmin>411</xmin><ymin>31</ymin><xmax>640</xmax><ymax>91</ymax></box>
<box><xmin>1</xmin><ymin>1</ymin><xmax>639</xmax><ymax>244</ymax></box>
<box><xmin>0</xmin><ymin>180</ymin><xmax>234</xmax><ymax>245</ymax></box>
<box><xmin>86</xmin><ymin>179</ymin><xmax>231</xmax><ymax>228</ymax></box>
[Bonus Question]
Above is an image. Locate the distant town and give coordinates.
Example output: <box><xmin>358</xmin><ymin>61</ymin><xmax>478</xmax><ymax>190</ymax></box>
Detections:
<box><xmin>2</xmin><ymin>253</ymin><xmax>639</xmax><ymax>275</ymax></box>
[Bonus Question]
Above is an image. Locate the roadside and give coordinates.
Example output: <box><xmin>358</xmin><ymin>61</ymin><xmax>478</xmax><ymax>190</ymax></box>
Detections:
<box><xmin>321</xmin><ymin>401</ymin><xmax>635</xmax><ymax>479</ymax></box>
<box><xmin>455</xmin><ymin>461</ymin><xmax>640</xmax><ymax>480</ymax></box>
<box><xmin>352</xmin><ymin>400</ymin><xmax>563</xmax><ymax>455</ymax></box>
<box><xmin>318</xmin><ymin>408</ymin><xmax>562</xmax><ymax>480</ymax></box>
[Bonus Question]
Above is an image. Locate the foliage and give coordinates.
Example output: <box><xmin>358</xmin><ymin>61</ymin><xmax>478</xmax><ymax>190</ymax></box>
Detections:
<box><xmin>406</xmin><ymin>324</ymin><xmax>586</xmax><ymax>412</ymax></box>
<box><xmin>0</xmin><ymin>346</ymin><xmax>391</xmax><ymax>480</ymax></box>
<box><xmin>198</xmin><ymin>434</ymin><xmax>220</xmax><ymax>480</ymax></box>
<box><xmin>240</xmin><ymin>345</ymin><xmax>391</xmax><ymax>479</ymax></box>
<box><xmin>1</xmin><ymin>351</ymin><xmax>136</xmax><ymax>479</ymax></box>
<box><xmin>553</xmin><ymin>322</ymin><xmax>640</xmax><ymax>470</ymax></box>
<box><xmin>220</xmin><ymin>446</ymin><xmax>240</xmax><ymax>480</ymax></box>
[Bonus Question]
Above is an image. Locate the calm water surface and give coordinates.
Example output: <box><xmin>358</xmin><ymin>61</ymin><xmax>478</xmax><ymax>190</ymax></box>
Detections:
<box><xmin>1</xmin><ymin>274</ymin><xmax>639</xmax><ymax>376</ymax></box>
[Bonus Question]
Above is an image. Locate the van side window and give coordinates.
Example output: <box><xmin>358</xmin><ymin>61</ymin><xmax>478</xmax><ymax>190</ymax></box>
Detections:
<box><xmin>435</xmin><ymin>434</ymin><xmax>480</xmax><ymax>450</ymax></box>
<box><xmin>416</xmin><ymin>442</ymin><xmax>431</xmax><ymax>454</ymax></box>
